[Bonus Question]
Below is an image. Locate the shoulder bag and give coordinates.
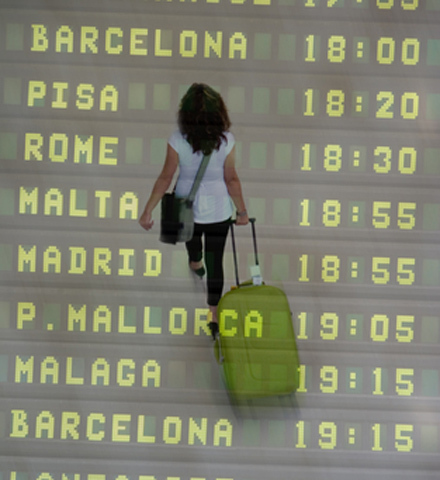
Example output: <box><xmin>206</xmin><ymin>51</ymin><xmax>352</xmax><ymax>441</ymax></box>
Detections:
<box><xmin>160</xmin><ymin>153</ymin><xmax>211</xmax><ymax>244</ymax></box>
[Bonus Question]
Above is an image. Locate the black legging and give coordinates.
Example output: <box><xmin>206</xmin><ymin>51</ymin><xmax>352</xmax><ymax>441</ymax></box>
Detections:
<box><xmin>185</xmin><ymin>218</ymin><xmax>230</xmax><ymax>306</ymax></box>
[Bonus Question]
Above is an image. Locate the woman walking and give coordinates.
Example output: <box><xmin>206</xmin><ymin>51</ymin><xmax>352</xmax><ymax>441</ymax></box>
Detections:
<box><xmin>139</xmin><ymin>83</ymin><xmax>248</xmax><ymax>339</ymax></box>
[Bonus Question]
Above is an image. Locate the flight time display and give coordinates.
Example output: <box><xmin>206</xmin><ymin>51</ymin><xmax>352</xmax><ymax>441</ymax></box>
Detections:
<box><xmin>0</xmin><ymin>1</ymin><xmax>439</xmax><ymax>480</ymax></box>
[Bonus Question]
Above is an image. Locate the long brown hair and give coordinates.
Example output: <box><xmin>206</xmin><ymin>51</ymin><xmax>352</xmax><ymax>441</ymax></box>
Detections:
<box><xmin>178</xmin><ymin>83</ymin><xmax>231</xmax><ymax>155</ymax></box>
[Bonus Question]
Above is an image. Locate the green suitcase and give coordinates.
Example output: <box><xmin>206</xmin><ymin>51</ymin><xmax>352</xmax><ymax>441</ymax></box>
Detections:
<box><xmin>215</xmin><ymin>219</ymin><xmax>300</xmax><ymax>400</ymax></box>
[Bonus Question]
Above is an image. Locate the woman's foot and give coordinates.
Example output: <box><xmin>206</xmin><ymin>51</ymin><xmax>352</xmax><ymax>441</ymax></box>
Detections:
<box><xmin>189</xmin><ymin>260</ymin><xmax>205</xmax><ymax>277</ymax></box>
<box><xmin>208</xmin><ymin>321</ymin><xmax>219</xmax><ymax>340</ymax></box>
<box><xmin>208</xmin><ymin>306</ymin><xmax>218</xmax><ymax>340</ymax></box>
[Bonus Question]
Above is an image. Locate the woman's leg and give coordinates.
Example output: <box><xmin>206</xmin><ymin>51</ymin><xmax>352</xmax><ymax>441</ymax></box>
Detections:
<box><xmin>204</xmin><ymin>219</ymin><xmax>230</xmax><ymax>318</ymax></box>
<box><xmin>185</xmin><ymin>223</ymin><xmax>204</xmax><ymax>272</ymax></box>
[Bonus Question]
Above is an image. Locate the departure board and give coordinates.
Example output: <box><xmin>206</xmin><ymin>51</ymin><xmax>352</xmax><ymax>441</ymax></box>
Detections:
<box><xmin>0</xmin><ymin>1</ymin><xmax>439</xmax><ymax>480</ymax></box>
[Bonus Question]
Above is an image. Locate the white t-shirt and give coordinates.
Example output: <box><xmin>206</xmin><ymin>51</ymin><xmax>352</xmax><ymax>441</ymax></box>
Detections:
<box><xmin>168</xmin><ymin>130</ymin><xmax>235</xmax><ymax>224</ymax></box>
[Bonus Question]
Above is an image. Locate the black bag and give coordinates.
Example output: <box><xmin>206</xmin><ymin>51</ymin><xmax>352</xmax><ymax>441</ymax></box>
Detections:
<box><xmin>160</xmin><ymin>153</ymin><xmax>211</xmax><ymax>244</ymax></box>
<box><xmin>160</xmin><ymin>194</ymin><xmax>194</xmax><ymax>244</ymax></box>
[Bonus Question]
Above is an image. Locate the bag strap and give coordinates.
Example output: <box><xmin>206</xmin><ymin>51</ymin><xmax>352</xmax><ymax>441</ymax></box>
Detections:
<box><xmin>186</xmin><ymin>153</ymin><xmax>212</xmax><ymax>205</ymax></box>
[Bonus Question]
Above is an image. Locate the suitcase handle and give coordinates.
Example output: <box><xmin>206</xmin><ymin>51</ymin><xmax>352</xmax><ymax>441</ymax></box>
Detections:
<box><xmin>229</xmin><ymin>217</ymin><xmax>258</xmax><ymax>287</ymax></box>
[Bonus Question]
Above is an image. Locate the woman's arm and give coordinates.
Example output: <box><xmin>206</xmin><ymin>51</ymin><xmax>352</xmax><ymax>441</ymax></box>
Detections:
<box><xmin>139</xmin><ymin>144</ymin><xmax>179</xmax><ymax>230</ymax></box>
<box><xmin>224</xmin><ymin>146</ymin><xmax>248</xmax><ymax>225</ymax></box>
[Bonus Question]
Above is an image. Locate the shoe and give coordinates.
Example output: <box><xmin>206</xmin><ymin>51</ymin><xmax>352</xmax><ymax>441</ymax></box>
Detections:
<box><xmin>208</xmin><ymin>321</ymin><xmax>219</xmax><ymax>340</ymax></box>
<box><xmin>189</xmin><ymin>261</ymin><xmax>205</xmax><ymax>277</ymax></box>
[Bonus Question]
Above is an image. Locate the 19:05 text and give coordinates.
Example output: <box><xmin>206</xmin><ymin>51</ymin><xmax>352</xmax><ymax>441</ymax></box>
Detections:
<box><xmin>297</xmin><ymin>312</ymin><xmax>415</xmax><ymax>342</ymax></box>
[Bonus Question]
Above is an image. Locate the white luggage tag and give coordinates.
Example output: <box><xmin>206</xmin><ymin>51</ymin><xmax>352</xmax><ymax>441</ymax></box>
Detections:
<box><xmin>250</xmin><ymin>265</ymin><xmax>263</xmax><ymax>286</ymax></box>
